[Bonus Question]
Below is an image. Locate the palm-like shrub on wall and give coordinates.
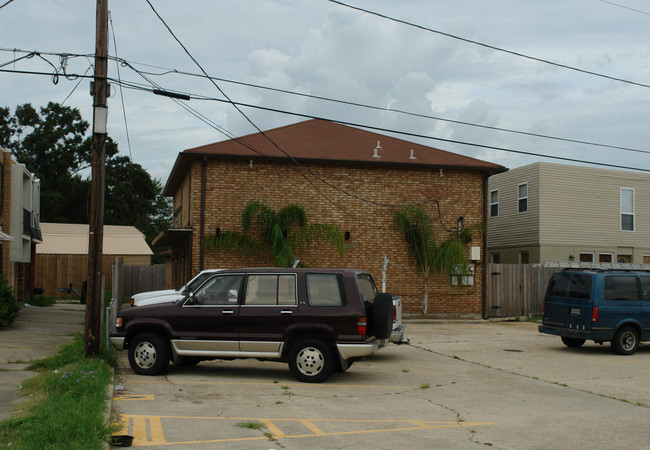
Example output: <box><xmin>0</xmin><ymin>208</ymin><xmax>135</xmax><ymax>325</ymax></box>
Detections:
<box><xmin>394</xmin><ymin>205</ymin><xmax>471</xmax><ymax>314</ymax></box>
<box><xmin>204</xmin><ymin>200</ymin><xmax>344</xmax><ymax>267</ymax></box>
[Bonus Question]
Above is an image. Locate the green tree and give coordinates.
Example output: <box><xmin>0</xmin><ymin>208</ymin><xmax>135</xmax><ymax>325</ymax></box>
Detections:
<box><xmin>0</xmin><ymin>275</ymin><xmax>19</xmax><ymax>327</ymax></box>
<box><xmin>105</xmin><ymin>155</ymin><xmax>171</xmax><ymax>243</ymax></box>
<box><xmin>204</xmin><ymin>200</ymin><xmax>344</xmax><ymax>267</ymax></box>
<box><xmin>394</xmin><ymin>205</ymin><xmax>472</xmax><ymax>314</ymax></box>
<box><xmin>1</xmin><ymin>103</ymin><xmax>171</xmax><ymax>245</ymax></box>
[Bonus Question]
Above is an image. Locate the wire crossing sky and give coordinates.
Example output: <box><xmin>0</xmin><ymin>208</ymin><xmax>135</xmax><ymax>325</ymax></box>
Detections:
<box><xmin>1</xmin><ymin>0</ymin><xmax>649</xmax><ymax>182</ymax></box>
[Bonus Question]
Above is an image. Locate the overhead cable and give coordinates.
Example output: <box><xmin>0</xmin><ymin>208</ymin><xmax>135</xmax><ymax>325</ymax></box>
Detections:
<box><xmin>327</xmin><ymin>0</ymin><xmax>650</xmax><ymax>89</ymax></box>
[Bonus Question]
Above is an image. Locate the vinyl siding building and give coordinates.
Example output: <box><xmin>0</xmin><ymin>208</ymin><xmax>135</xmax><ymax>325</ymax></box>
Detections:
<box><xmin>487</xmin><ymin>162</ymin><xmax>650</xmax><ymax>264</ymax></box>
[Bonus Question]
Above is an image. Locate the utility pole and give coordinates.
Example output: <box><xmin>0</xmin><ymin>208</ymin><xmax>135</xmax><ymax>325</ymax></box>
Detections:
<box><xmin>85</xmin><ymin>0</ymin><xmax>108</xmax><ymax>357</ymax></box>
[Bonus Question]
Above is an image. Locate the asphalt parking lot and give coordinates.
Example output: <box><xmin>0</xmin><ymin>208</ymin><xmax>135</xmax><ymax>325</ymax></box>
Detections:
<box><xmin>112</xmin><ymin>321</ymin><xmax>650</xmax><ymax>449</ymax></box>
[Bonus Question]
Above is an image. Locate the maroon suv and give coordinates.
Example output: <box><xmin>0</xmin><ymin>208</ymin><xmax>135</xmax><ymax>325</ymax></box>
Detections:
<box><xmin>110</xmin><ymin>268</ymin><xmax>394</xmax><ymax>382</ymax></box>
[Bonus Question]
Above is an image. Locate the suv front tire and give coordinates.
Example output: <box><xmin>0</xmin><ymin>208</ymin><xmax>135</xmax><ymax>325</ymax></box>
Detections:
<box><xmin>128</xmin><ymin>332</ymin><xmax>170</xmax><ymax>375</ymax></box>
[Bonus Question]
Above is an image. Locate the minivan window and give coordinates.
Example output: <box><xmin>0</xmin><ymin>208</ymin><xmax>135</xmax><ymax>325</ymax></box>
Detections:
<box><xmin>641</xmin><ymin>277</ymin><xmax>650</xmax><ymax>301</ymax></box>
<box><xmin>568</xmin><ymin>274</ymin><xmax>592</xmax><ymax>299</ymax></box>
<box><xmin>548</xmin><ymin>272</ymin><xmax>571</xmax><ymax>297</ymax></box>
<box><xmin>605</xmin><ymin>276</ymin><xmax>639</xmax><ymax>301</ymax></box>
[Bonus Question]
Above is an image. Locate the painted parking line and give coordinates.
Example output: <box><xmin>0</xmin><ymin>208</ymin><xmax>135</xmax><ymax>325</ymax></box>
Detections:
<box><xmin>114</xmin><ymin>394</ymin><xmax>155</xmax><ymax>401</ymax></box>
<box><xmin>114</xmin><ymin>415</ymin><xmax>166</xmax><ymax>446</ymax></box>
<box><xmin>115</xmin><ymin>414</ymin><xmax>493</xmax><ymax>446</ymax></box>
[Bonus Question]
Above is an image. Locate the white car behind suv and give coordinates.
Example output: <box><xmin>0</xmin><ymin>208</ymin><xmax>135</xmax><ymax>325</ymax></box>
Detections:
<box><xmin>130</xmin><ymin>269</ymin><xmax>223</xmax><ymax>307</ymax></box>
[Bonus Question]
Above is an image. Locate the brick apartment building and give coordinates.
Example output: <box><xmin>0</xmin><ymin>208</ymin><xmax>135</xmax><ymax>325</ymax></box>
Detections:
<box><xmin>0</xmin><ymin>148</ymin><xmax>42</xmax><ymax>302</ymax></box>
<box><xmin>154</xmin><ymin>119</ymin><xmax>505</xmax><ymax>317</ymax></box>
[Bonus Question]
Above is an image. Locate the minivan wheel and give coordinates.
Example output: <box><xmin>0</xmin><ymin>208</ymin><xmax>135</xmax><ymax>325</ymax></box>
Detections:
<box><xmin>612</xmin><ymin>326</ymin><xmax>639</xmax><ymax>355</ymax></box>
<box><xmin>561</xmin><ymin>337</ymin><xmax>586</xmax><ymax>348</ymax></box>
<box><xmin>128</xmin><ymin>332</ymin><xmax>170</xmax><ymax>375</ymax></box>
<box><xmin>288</xmin><ymin>339</ymin><xmax>333</xmax><ymax>383</ymax></box>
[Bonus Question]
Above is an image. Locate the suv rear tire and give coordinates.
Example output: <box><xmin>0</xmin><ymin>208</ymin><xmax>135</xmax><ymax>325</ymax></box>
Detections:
<box><xmin>612</xmin><ymin>326</ymin><xmax>639</xmax><ymax>355</ymax></box>
<box><xmin>372</xmin><ymin>293</ymin><xmax>393</xmax><ymax>340</ymax></box>
<box><xmin>128</xmin><ymin>332</ymin><xmax>170</xmax><ymax>375</ymax></box>
<box><xmin>288</xmin><ymin>339</ymin><xmax>334</xmax><ymax>383</ymax></box>
<box><xmin>561</xmin><ymin>337</ymin><xmax>586</xmax><ymax>348</ymax></box>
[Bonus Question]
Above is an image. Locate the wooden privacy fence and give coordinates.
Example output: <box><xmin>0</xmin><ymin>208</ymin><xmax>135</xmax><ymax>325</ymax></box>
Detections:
<box><xmin>36</xmin><ymin>254</ymin><xmax>166</xmax><ymax>300</ymax></box>
<box><xmin>486</xmin><ymin>264</ymin><xmax>558</xmax><ymax>318</ymax></box>
<box><xmin>120</xmin><ymin>264</ymin><xmax>166</xmax><ymax>298</ymax></box>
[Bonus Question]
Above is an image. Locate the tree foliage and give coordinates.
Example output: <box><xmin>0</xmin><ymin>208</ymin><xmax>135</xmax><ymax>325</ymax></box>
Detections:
<box><xmin>394</xmin><ymin>205</ymin><xmax>472</xmax><ymax>314</ymax></box>
<box><xmin>0</xmin><ymin>275</ymin><xmax>19</xmax><ymax>327</ymax></box>
<box><xmin>204</xmin><ymin>200</ymin><xmax>344</xmax><ymax>267</ymax></box>
<box><xmin>0</xmin><ymin>103</ymin><xmax>171</xmax><ymax>244</ymax></box>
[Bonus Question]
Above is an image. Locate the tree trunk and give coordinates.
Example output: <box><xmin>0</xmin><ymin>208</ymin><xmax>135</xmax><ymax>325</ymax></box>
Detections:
<box><xmin>422</xmin><ymin>278</ymin><xmax>429</xmax><ymax>314</ymax></box>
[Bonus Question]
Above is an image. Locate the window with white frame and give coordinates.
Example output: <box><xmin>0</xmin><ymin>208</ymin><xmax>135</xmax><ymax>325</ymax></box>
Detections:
<box><xmin>518</xmin><ymin>183</ymin><xmax>528</xmax><ymax>213</ymax></box>
<box><xmin>620</xmin><ymin>188</ymin><xmax>634</xmax><ymax>231</ymax></box>
<box><xmin>490</xmin><ymin>189</ymin><xmax>499</xmax><ymax>217</ymax></box>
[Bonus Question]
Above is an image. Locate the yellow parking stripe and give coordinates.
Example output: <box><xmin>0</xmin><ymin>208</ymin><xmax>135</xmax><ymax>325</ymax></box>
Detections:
<box><xmin>114</xmin><ymin>415</ymin><xmax>492</xmax><ymax>446</ymax></box>
<box><xmin>299</xmin><ymin>419</ymin><xmax>326</xmax><ymax>435</ymax></box>
<box><xmin>118</xmin><ymin>415</ymin><xmax>166</xmax><ymax>446</ymax></box>
<box><xmin>114</xmin><ymin>394</ymin><xmax>155</xmax><ymax>401</ymax></box>
<box><xmin>260</xmin><ymin>419</ymin><xmax>285</xmax><ymax>438</ymax></box>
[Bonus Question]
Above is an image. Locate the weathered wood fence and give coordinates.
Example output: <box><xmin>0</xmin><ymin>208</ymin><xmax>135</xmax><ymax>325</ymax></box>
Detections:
<box><xmin>120</xmin><ymin>264</ymin><xmax>166</xmax><ymax>298</ymax></box>
<box><xmin>36</xmin><ymin>254</ymin><xmax>166</xmax><ymax>300</ymax></box>
<box><xmin>485</xmin><ymin>264</ymin><xmax>557</xmax><ymax>318</ymax></box>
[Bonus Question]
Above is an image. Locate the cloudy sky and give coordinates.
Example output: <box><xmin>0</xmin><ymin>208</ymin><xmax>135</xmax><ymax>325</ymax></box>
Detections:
<box><xmin>2</xmin><ymin>0</ymin><xmax>650</xmax><ymax>183</ymax></box>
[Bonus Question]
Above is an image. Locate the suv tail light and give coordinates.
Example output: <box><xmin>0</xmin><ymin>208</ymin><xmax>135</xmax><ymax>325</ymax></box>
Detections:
<box><xmin>357</xmin><ymin>316</ymin><xmax>367</xmax><ymax>335</ymax></box>
<box><xmin>393</xmin><ymin>305</ymin><xmax>397</xmax><ymax>323</ymax></box>
<box><xmin>592</xmin><ymin>306</ymin><xmax>599</xmax><ymax>323</ymax></box>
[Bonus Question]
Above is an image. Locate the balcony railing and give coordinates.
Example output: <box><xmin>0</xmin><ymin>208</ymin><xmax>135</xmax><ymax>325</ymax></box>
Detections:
<box><xmin>23</xmin><ymin>208</ymin><xmax>42</xmax><ymax>241</ymax></box>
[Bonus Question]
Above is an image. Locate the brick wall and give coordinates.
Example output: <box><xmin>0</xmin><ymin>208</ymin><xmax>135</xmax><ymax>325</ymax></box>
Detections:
<box><xmin>174</xmin><ymin>158</ymin><xmax>486</xmax><ymax>318</ymax></box>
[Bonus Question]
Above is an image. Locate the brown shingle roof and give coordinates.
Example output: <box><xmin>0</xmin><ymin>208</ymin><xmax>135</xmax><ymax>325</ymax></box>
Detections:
<box><xmin>164</xmin><ymin>119</ymin><xmax>505</xmax><ymax>195</ymax></box>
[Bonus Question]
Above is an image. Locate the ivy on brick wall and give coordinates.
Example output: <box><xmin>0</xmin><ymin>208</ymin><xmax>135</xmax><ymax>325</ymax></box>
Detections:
<box><xmin>204</xmin><ymin>200</ymin><xmax>344</xmax><ymax>267</ymax></box>
<box><xmin>394</xmin><ymin>205</ymin><xmax>475</xmax><ymax>314</ymax></box>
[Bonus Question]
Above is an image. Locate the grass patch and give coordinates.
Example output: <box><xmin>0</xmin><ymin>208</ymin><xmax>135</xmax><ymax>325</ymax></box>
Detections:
<box><xmin>237</xmin><ymin>421</ymin><xmax>264</xmax><ymax>430</ymax></box>
<box><xmin>28</xmin><ymin>295</ymin><xmax>56</xmax><ymax>307</ymax></box>
<box><xmin>0</xmin><ymin>334</ymin><xmax>115</xmax><ymax>449</ymax></box>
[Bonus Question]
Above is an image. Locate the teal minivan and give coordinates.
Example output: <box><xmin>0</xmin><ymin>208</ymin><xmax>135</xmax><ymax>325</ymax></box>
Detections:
<box><xmin>539</xmin><ymin>269</ymin><xmax>650</xmax><ymax>355</ymax></box>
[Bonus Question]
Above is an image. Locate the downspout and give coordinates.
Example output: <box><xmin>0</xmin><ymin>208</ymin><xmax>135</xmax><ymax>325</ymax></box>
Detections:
<box><xmin>482</xmin><ymin>173</ymin><xmax>489</xmax><ymax>319</ymax></box>
<box><xmin>199</xmin><ymin>158</ymin><xmax>206</xmax><ymax>272</ymax></box>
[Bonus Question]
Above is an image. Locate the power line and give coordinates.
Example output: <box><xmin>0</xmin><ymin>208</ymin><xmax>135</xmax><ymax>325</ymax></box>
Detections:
<box><xmin>186</xmin><ymin>95</ymin><xmax>650</xmax><ymax>173</ymax></box>
<box><xmin>599</xmin><ymin>0</ymin><xmax>650</xmax><ymax>16</ymax></box>
<box><xmin>108</xmin><ymin>11</ymin><xmax>132</xmax><ymax>160</ymax></box>
<box><xmin>4</xmin><ymin>64</ymin><xmax>649</xmax><ymax>174</ymax></box>
<box><xmin>326</xmin><ymin>0</ymin><xmax>650</xmax><ymax>89</ymax></box>
<box><xmin>144</xmin><ymin>0</ymin><xmax>445</xmax><ymax>209</ymax></box>
<box><xmin>0</xmin><ymin>0</ymin><xmax>16</xmax><ymax>10</ymax></box>
<box><xmin>4</xmin><ymin>47</ymin><xmax>650</xmax><ymax>156</ymax></box>
<box><xmin>123</xmin><ymin>62</ymin><xmax>650</xmax><ymax>157</ymax></box>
